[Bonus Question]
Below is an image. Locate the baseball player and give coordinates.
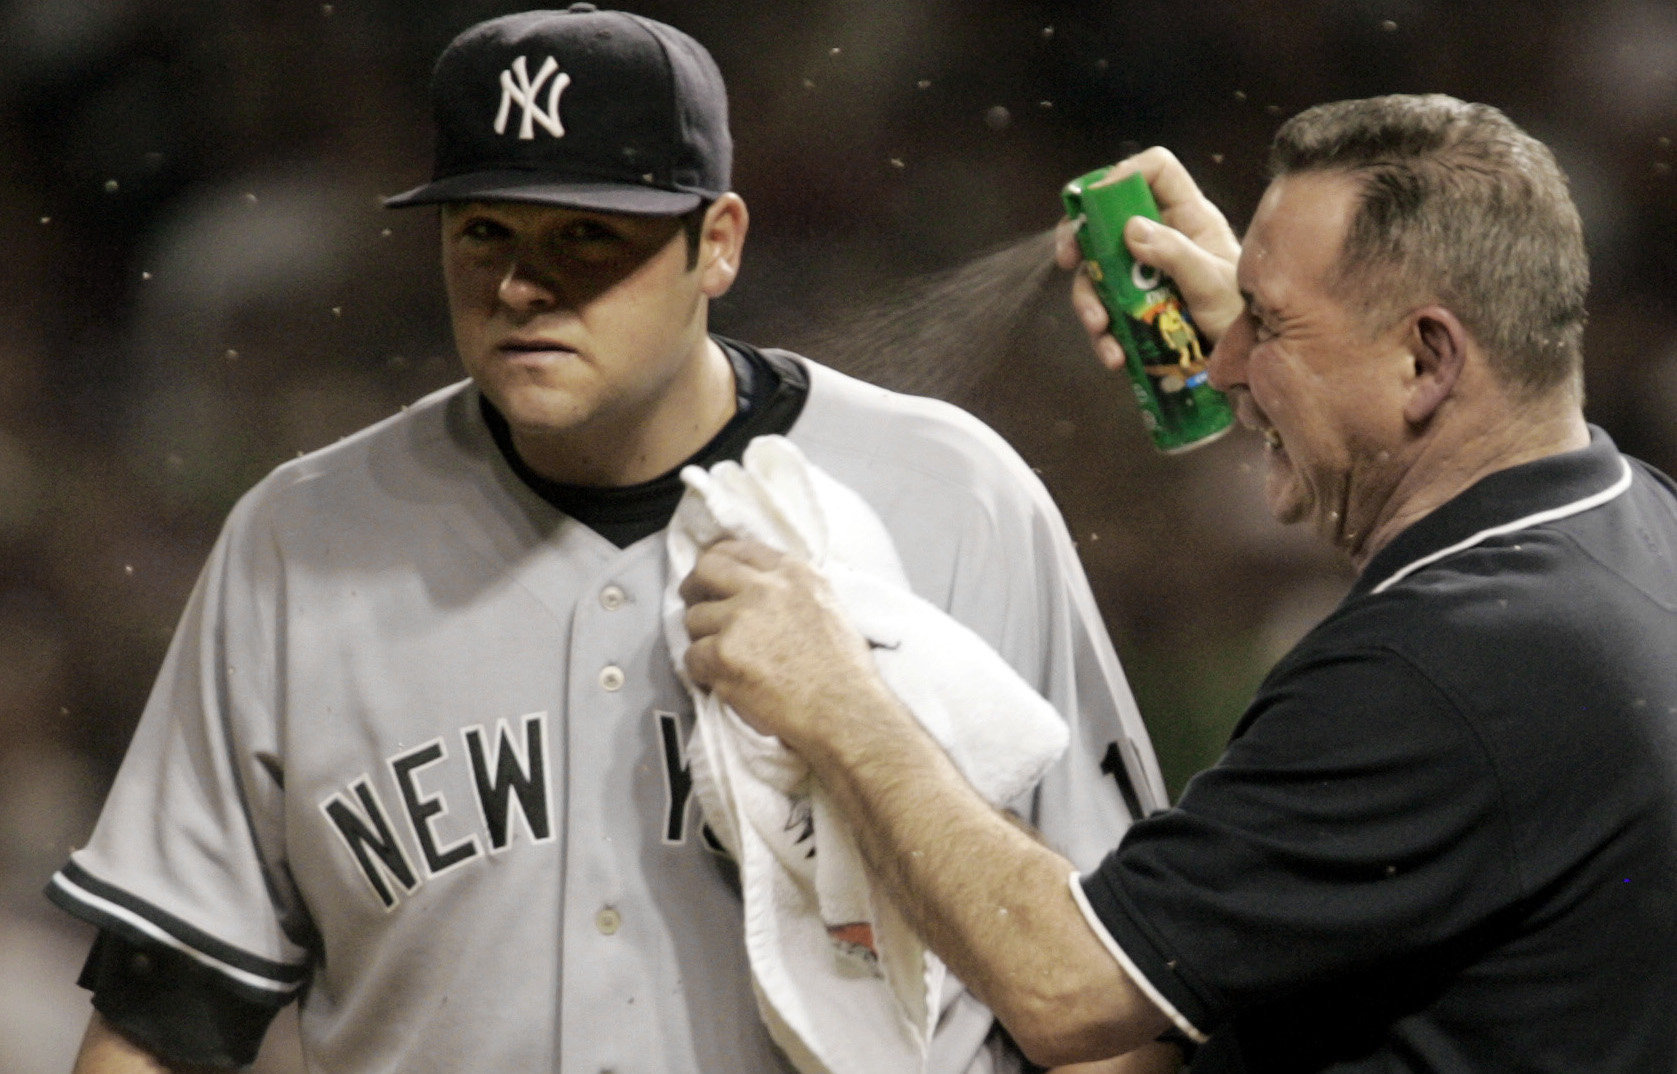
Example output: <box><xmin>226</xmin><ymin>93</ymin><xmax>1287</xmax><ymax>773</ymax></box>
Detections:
<box><xmin>48</xmin><ymin>7</ymin><xmax>1168</xmax><ymax>1072</ymax></box>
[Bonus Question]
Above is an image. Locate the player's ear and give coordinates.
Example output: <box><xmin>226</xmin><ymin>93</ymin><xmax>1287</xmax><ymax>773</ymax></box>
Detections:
<box><xmin>697</xmin><ymin>193</ymin><xmax>747</xmax><ymax>298</ymax></box>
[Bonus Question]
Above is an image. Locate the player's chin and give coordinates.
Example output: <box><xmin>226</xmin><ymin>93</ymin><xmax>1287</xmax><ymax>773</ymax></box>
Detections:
<box><xmin>479</xmin><ymin>378</ymin><xmax>590</xmax><ymax>431</ymax></box>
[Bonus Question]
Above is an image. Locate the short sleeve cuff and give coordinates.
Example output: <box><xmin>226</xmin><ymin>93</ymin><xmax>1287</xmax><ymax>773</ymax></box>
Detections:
<box><xmin>1068</xmin><ymin>871</ymin><xmax>1210</xmax><ymax>1045</ymax></box>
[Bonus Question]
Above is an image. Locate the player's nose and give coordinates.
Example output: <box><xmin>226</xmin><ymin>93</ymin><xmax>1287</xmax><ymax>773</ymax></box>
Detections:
<box><xmin>493</xmin><ymin>246</ymin><xmax>573</xmax><ymax>315</ymax></box>
<box><xmin>496</xmin><ymin>257</ymin><xmax>563</xmax><ymax>313</ymax></box>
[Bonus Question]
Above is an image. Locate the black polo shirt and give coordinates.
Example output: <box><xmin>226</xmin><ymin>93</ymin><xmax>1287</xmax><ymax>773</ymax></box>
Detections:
<box><xmin>1081</xmin><ymin>427</ymin><xmax>1677</xmax><ymax>1071</ymax></box>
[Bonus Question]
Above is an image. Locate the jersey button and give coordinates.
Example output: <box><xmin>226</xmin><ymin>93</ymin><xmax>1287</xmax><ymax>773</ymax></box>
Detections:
<box><xmin>595</xmin><ymin>906</ymin><xmax>621</xmax><ymax>935</ymax></box>
<box><xmin>599</xmin><ymin>585</ymin><xmax>626</xmax><ymax>611</ymax></box>
<box><xmin>599</xmin><ymin>665</ymin><xmax>625</xmax><ymax>692</ymax></box>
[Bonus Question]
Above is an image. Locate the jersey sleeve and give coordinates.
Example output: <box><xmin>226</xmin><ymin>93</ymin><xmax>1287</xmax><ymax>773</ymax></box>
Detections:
<box><xmin>1077</xmin><ymin>643</ymin><xmax>1517</xmax><ymax>1042</ymax></box>
<box><xmin>46</xmin><ymin>481</ymin><xmax>314</xmax><ymax>1057</ymax></box>
<box><xmin>936</xmin><ymin>451</ymin><xmax>1167</xmax><ymax>866</ymax></box>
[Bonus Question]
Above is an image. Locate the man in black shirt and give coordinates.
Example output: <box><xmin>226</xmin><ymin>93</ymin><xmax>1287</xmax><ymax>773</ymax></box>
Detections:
<box><xmin>680</xmin><ymin>94</ymin><xmax>1677</xmax><ymax>1070</ymax></box>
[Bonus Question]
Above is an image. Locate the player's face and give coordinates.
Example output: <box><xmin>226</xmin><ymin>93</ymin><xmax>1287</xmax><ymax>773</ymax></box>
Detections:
<box><xmin>1207</xmin><ymin>171</ymin><xmax>1413</xmax><ymax>557</ymax></box>
<box><xmin>441</xmin><ymin>198</ymin><xmax>741</xmax><ymax>483</ymax></box>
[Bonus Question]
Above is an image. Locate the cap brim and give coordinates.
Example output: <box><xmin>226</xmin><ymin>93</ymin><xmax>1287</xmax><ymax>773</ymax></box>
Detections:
<box><xmin>384</xmin><ymin>171</ymin><xmax>706</xmax><ymax>214</ymax></box>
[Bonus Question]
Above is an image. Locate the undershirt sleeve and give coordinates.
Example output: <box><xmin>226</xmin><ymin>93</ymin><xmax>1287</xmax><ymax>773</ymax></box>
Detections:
<box><xmin>1077</xmin><ymin>644</ymin><xmax>1518</xmax><ymax>1037</ymax></box>
<box><xmin>78</xmin><ymin>929</ymin><xmax>285</xmax><ymax>1068</ymax></box>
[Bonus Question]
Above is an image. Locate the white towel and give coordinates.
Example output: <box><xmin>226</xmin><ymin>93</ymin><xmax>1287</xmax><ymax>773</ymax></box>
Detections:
<box><xmin>662</xmin><ymin>435</ymin><xmax>1069</xmax><ymax>1074</ymax></box>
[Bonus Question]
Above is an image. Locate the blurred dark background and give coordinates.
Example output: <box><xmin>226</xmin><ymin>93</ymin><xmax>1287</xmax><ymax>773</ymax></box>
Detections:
<box><xmin>2</xmin><ymin>1</ymin><xmax>1673</xmax><ymax>1067</ymax></box>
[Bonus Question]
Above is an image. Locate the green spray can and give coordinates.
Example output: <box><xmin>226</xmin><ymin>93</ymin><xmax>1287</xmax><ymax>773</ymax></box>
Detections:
<box><xmin>1062</xmin><ymin>167</ymin><xmax>1233</xmax><ymax>453</ymax></box>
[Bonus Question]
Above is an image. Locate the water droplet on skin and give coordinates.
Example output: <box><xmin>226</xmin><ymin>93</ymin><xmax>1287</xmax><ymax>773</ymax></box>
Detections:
<box><xmin>321</xmin><ymin>3</ymin><xmax>333</xmax><ymax>15</ymax></box>
<box><xmin>889</xmin><ymin>158</ymin><xmax>905</xmax><ymax>169</ymax></box>
<box><xmin>104</xmin><ymin>179</ymin><xmax>119</xmax><ymax>193</ymax></box>
<box><xmin>40</xmin><ymin>216</ymin><xmax>51</xmax><ymax>225</ymax></box>
<box><xmin>828</xmin><ymin>47</ymin><xmax>841</xmax><ymax>56</ymax></box>
<box><xmin>1041</xmin><ymin>26</ymin><xmax>1054</xmax><ymax>39</ymax></box>
<box><xmin>984</xmin><ymin>106</ymin><xmax>1012</xmax><ymax>130</ymax></box>
<box><xmin>1380</xmin><ymin>19</ymin><xmax>1398</xmax><ymax>32</ymax></box>
<box><xmin>916</xmin><ymin>79</ymin><xmax>931</xmax><ymax>90</ymax></box>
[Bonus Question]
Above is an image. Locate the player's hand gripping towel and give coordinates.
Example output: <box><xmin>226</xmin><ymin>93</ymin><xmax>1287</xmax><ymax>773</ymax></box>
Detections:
<box><xmin>663</xmin><ymin>434</ymin><xmax>1069</xmax><ymax>1074</ymax></box>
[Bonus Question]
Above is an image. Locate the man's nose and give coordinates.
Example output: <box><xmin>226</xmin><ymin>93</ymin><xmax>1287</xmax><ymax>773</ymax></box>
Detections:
<box><xmin>1206</xmin><ymin>313</ymin><xmax>1252</xmax><ymax>392</ymax></box>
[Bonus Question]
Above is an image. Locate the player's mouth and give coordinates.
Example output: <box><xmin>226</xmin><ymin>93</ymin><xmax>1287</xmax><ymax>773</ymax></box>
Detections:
<box><xmin>497</xmin><ymin>336</ymin><xmax>580</xmax><ymax>361</ymax></box>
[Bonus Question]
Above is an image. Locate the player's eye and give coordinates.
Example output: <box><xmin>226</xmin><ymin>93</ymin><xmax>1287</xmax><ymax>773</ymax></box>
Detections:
<box><xmin>559</xmin><ymin>218</ymin><xmax>620</xmax><ymax>243</ymax></box>
<box><xmin>456</xmin><ymin>216</ymin><xmax>514</xmax><ymax>243</ymax></box>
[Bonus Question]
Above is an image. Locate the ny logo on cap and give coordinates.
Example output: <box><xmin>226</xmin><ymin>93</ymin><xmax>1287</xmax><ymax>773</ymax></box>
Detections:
<box><xmin>494</xmin><ymin>55</ymin><xmax>571</xmax><ymax>140</ymax></box>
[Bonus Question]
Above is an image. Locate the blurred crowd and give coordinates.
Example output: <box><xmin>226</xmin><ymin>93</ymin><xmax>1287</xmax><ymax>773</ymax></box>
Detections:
<box><xmin>1</xmin><ymin>0</ymin><xmax>1672</xmax><ymax>1068</ymax></box>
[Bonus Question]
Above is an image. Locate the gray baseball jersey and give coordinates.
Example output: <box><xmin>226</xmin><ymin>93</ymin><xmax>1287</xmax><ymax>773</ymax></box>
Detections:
<box><xmin>49</xmin><ymin>352</ymin><xmax>1167</xmax><ymax>1073</ymax></box>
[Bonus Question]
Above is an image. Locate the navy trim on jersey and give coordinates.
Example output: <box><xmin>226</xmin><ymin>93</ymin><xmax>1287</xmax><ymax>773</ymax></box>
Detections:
<box><xmin>47</xmin><ymin>860</ymin><xmax>308</xmax><ymax>998</ymax></box>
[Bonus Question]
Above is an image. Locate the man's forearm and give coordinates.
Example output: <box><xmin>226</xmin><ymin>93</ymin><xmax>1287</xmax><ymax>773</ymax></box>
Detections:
<box><xmin>678</xmin><ymin>540</ymin><xmax>1172</xmax><ymax>1061</ymax></box>
<box><xmin>796</xmin><ymin>680</ymin><xmax>1169</xmax><ymax>1067</ymax></box>
<box><xmin>72</xmin><ymin>1014</ymin><xmax>205</xmax><ymax>1074</ymax></box>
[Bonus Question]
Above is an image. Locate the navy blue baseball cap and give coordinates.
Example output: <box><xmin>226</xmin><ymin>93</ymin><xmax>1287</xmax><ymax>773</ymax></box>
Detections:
<box><xmin>385</xmin><ymin>4</ymin><xmax>731</xmax><ymax>214</ymax></box>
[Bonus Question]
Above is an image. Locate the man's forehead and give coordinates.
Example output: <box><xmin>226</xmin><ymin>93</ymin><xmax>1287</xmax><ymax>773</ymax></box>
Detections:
<box><xmin>1239</xmin><ymin>172</ymin><xmax>1359</xmax><ymax>294</ymax></box>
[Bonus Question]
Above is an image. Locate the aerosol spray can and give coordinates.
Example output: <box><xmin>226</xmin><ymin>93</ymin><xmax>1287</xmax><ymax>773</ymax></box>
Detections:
<box><xmin>1062</xmin><ymin>167</ymin><xmax>1233</xmax><ymax>453</ymax></box>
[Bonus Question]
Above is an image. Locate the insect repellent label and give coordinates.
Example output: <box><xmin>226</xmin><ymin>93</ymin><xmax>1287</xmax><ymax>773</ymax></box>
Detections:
<box><xmin>1062</xmin><ymin>168</ymin><xmax>1233</xmax><ymax>453</ymax></box>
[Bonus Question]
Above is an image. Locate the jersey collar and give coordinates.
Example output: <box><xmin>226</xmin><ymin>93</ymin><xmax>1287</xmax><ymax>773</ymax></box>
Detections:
<box><xmin>1354</xmin><ymin>424</ymin><xmax>1633</xmax><ymax>598</ymax></box>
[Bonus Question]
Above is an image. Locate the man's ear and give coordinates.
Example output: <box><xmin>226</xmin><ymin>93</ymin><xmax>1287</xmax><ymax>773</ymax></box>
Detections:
<box><xmin>698</xmin><ymin>193</ymin><xmax>748</xmax><ymax>298</ymax></box>
<box><xmin>1404</xmin><ymin>305</ymin><xmax>1470</xmax><ymax>425</ymax></box>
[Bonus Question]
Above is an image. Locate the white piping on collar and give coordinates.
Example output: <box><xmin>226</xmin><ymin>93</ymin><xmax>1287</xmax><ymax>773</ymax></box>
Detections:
<box><xmin>1369</xmin><ymin>457</ymin><xmax>1633</xmax><ymax>596</ymax></box>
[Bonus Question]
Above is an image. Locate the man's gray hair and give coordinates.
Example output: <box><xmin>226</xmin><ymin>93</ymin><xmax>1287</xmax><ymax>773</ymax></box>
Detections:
<box><xmin>1271</xmin><ymin>94</ymin><xmax>1588</xmax><ymax>401</ymax></box>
